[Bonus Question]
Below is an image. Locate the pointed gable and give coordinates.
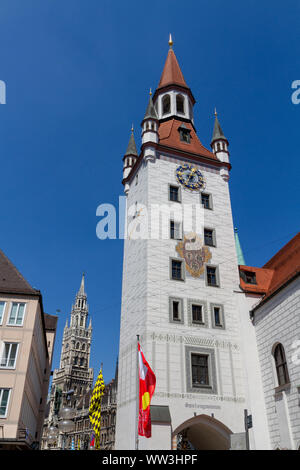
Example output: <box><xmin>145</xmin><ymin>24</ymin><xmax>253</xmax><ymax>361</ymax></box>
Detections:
<box><xmin>158</xmin><ymin>119</ymin><xmax>218</xmax><ymax>160</ymax></box>
<box><xmin>0</xmin><ymin>249</ymin><xmax>38</xmax><ymax>295</ymax></box>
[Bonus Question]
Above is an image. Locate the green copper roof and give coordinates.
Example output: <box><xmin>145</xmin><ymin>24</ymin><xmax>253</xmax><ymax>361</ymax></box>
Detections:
<box><xmin>143</xmin><ymin>95</ymin><xmax>158</xmax><ymax>120</ymax></box>
<box><xmin>234</xmin><ymin>228</ymin><xmax>246</xmax><ymax>265</ymax></box>
<box><xmin>211</xmin><ymin>113</ymin><xmax>227</xmax><ymax>144</ymax></box>
<box><xmin>125</xmin><ymin>130</ymin><xmax>138</xmax><ymax>156</ymax></box>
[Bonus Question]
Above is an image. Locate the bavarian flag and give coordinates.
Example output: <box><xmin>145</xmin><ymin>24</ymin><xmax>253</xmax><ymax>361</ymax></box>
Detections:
<box><xmin>138</xmin><ymin>342</ymin><xmax>156</xmax><ymax>438</ymax></box>
<box><xmin>89</xmin><ymin>368</ymin><xmax>105</xmax><ymax>449</ymax></box>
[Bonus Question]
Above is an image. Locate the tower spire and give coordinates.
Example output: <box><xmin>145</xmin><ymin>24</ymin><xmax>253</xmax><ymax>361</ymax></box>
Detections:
<box><xmin>156</xmin><ymin>44</ymin><xmax>188</xmax><ymax>91</ymax></box>
<box><xmin>78</xmin><ymin>272</ymin><xmax>86</xmax><ymax>295</ymax></box>
<box><xmin>211</xmin><ymin>109</ymin><xmax>227</xmax><ymax>144</ymax></box>
<box><xmin>125</xmin><ymin>128</ymin><xmax>138</xmax><ymax>157</ymax></box>
<box><xmin>143</xmin><ymin>93</ymin><xmax>158</xmax><ymax>121</ymax></box>
<box><xmin>234</xmin><ymin>228</ymin><xmax>246</xmax><ymax>265</ymax></box>
<box><xmin>210</xmin><ymin>110</ymin><xmax>230</xmax><ymax>181</ymax></box>
<box><xmin>123</xmin><ymin>127</ymin><xmax>139</xmax><ymax>192</ymax></box>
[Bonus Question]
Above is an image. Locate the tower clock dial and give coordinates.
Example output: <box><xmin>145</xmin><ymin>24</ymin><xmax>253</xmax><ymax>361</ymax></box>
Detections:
<box><xmin>176</xmin><ymin>164</ymin><xmax>206</xmax><ymax>191</ymax></box>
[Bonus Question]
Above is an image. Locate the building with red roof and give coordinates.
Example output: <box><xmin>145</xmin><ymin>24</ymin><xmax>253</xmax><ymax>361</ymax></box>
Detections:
<box><xmin>237</xmin><ymin>232</ymin><xmax>300</xmax><ymax>449</ymax></box>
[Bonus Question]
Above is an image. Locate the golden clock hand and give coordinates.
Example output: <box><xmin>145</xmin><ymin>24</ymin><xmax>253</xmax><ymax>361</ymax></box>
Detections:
<box><xmin>188</xmin><ymin>168</ymin><xmax>196</xmax><ymax>181</ymax></box>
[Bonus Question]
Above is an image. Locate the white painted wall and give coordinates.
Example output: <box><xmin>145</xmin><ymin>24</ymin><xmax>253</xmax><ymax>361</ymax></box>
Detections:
<box><xmin>115</xmin><ymin>148</ymin><xmax>269</xmax><ymax>449</ymax></box>
<box><xmin>253</xmin><ymin>277</ymin><xmax>300</xmax><ymax>449</ymax></box>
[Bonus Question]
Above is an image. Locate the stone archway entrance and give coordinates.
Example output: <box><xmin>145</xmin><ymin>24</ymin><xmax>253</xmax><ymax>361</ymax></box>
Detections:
<box><xmin>172</xmin><ymin>414</ymin><xmax>233</xmax><ymax>450</ymax></box>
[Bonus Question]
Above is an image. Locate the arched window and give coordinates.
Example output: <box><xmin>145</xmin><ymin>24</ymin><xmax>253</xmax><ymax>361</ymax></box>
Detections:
<box><xmin>76</xmin><ymin>342</ymin><xmax>80</xmax><ymax>349</ymax></box>
<box><xmin>217</xmin><ymin>143</ymin><xmax>221</xmax><ymax>151</ymax></box>
<box><xmin>82</xmin><ymin>343</ymin><xmax>86</xmax><ymax>351</ymax></box>
<box><xmin>176</xmin><ymin>94</ymin><xmax>184</xmax><ymax>114</ymax></box>
<box><xmin>162</xmin><ymin>94</ymin><xmax>171</xmax><ymax>115</ymax></box>
<box><xmin>80</xmin><ymin>316</ymin><xmax>84</xmax><ymax>327</ymax></box>
<box><xmin>273</xmin><ymin>343</ymin><xmax>289</xmax><ymax>386</ymax></box>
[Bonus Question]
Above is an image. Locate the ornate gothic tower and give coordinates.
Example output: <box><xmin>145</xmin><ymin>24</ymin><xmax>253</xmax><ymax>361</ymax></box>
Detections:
<box><xmin>51</xmin><ymin>274</ymin><xmax>93</xmax><ymax>410</ymax></box>
<box><xmin>115</xmin><ymin>37</ymin><xmax>269</xmax><ymax>450</ymax></box>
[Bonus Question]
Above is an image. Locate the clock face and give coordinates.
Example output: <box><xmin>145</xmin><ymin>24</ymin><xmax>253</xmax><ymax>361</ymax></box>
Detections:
<box><xmin>176</xmin><ymin>164</ymin><xmax>206</xmax><ymax>191</ymax></box>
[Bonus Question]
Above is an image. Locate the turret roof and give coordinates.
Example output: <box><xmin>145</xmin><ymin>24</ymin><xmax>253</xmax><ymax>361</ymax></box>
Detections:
<box><xmin>125</xmin><ymin>129</ymin><xmax>138</xmax><ymax>157</ymax></box>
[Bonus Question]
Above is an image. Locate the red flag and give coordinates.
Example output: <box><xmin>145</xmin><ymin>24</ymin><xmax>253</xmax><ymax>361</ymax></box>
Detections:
<box><xmin>138</xmin><ymin>342</ymin><xmax>156</xmax><ymax>438</ymax></box>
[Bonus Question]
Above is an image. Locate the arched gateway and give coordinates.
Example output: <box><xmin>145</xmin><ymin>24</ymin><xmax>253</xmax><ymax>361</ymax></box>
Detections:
<box><xmin>172</xmin><ymin>415</ymin><xmax>233</xmax><ymax>450</ymax></box>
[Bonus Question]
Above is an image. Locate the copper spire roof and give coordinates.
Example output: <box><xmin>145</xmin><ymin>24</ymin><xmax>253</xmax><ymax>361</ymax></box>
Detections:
<box><xmin>157</xmin><ymin>48</ymin><xmax>188</xmax><ymax>90</ymax></box>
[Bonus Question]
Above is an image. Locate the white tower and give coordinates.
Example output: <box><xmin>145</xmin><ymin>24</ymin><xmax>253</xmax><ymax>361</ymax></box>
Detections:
<box><xmin>116</xmin><ymin>38</ymin><xmax>269</xmax><ymax>450</ymax></box>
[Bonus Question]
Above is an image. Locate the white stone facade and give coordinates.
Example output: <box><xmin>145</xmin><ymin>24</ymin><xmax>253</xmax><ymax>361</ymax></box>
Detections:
<box><xmin>115</xmin><ymin>148</ymin><xmax>270</xmax><ymax>449</ymax></box>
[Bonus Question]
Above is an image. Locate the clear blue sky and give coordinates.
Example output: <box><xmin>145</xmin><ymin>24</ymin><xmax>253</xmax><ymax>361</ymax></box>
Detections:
<box><xmin>0</xmin><ymin>0</ymin><xmax>299</xmax><ymax>383</ymax></box>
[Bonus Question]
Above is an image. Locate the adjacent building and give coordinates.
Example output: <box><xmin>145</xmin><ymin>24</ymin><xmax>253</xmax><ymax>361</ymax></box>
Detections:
<box><xmin>0</xmin><ymin>249</ymin><xmax>57</xmax><ymax>450</ymax></box>
<box><xmin>239</xmin><ymin>232</ymin><xmax>300</xmax><ymax>449</ymax></box>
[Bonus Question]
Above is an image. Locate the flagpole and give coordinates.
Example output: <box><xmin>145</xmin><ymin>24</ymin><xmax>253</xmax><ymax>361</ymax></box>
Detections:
<box><xmin>135</xmin><ymin>334</ymin><xmax>140</xmax><ymax>451</ymax></box>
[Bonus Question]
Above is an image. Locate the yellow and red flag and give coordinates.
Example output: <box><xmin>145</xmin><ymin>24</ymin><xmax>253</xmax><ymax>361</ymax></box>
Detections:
<box><xmin>138</xmin><ymin>342</ymin><xmax>156</xmax><ymax>438</ymax></box>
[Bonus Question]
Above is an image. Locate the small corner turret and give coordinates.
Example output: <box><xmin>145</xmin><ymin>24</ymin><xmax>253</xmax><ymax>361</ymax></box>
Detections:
<box><xmin>211</xmin><ymin>109</ymin><xmax>230</xmax><ymax>181</ymax></box>
<box><xmin>122</xmin><ymin>126</ymin><xmax>138</xmax><ymax>194</ymax></box>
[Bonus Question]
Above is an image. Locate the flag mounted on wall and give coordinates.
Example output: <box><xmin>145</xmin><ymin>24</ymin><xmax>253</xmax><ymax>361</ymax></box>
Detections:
<box><xmin>138</xmin><ymin>342</ymin><xmax>156</xmax><ymax>438</ymax></box>
<box><xmin>89</xmin><ymin>368</ymin><xmax>105</xmax><ymax>449</ymax></box>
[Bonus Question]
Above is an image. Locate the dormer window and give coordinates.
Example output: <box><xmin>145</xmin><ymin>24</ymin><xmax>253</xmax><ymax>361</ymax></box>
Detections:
<box><xmin>178</xmin><ymin>124</ymin><xmax>191</xmax><ymax>143</ymax></box>
<box><xmin>241</xmin><ymin>270</ymin><xmax>257</xmax><ymax>285</ymax></box>
<box><xmin>176</xmin><ymin>94</ymin><xmax>184</xmax><ymax>114</ymax></box>
<box><xmin>162</xmin><ymin>94</ymin><xmax>171</xmax><ymax>115</ymax></box>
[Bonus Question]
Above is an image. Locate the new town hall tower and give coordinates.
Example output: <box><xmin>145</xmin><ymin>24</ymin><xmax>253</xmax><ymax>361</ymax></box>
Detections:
<box><xmin>51</xmin><ymin>274</ymin><xmax>93</xmax><ymax>412</ymax></box>
<box><xmin>115</xmin><ymin>38</ymin><xmax>271</xmax><ymax>450</ymax></box>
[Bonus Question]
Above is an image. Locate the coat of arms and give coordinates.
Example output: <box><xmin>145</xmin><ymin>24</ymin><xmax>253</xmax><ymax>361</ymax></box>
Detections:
<box><xmin>175</xmin><ymin>232</ymin><xmax>211</xmax><ymax>278</ymax></box>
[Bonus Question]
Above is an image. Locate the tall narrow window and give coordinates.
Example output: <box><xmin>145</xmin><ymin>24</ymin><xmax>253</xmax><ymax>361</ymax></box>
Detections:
<box><xmin>201</xmin><ymin>193</ymin><xmax>212</xmax><ymax>210</ymax></box>
<box><xmin>170</xmin><ymin>221</ymin><xmax>181</xmax><ymax>240</ymax></box>
<box><xmin>0</xmin><ymin>389</ymin><xmax>10</xmax><ymax>417</ymax></box>
<box><xmin>214</xmin><ymin>307</ymin><xmax>221</xmax><ymax>326</ymax></box>
<box><xmin>169</xmin><ymin>185</ymin><xmax>180</xmax><ymax>202</ymax></box>
<box><xmin>204</xmin><ymin>228</ymin><xmax>215</xmax><ymax>247</ymax></box>
<box><xmin>169</xmin><ymin>297</ymin><xmax>183</xmax><ymax>324</ymax></box>
<box><xmin>192</xmin><ymin>305</ymin><xmax>203</xmax><ymax>324</ymax></box>
<box><xmin>274</xmin><ymin>344</ymin><xmax>289</xmax><ymax>386</ymax></box>
<box><xmin>162</xmin><ymin>94</ymin><xmax>171</xmax><ymax>115</ymax></box>
<box><xmin>0</xmin><ymin>343</ymin><xmax>18</xmax><ymax>368</ymax></box>
<box><xmin>171</xmin><ymin>259</ymin><xmax>183</xmax><ymax>281</ymax></box>
<box><xmin>206</xmin><ymin>266</ymin><xmax>219</xmax><ymax>287</ymax></box>
<box><xmin>191</xmin><ymin>354</ymin><xmax>209</xmax><ymax>386</ymax></box>
<box><xmin>7</xmin><ymin>303</ymin><xmax>25</xmax><ymax>326</ymax></box>
<box><xmin>172</xmin><ymin>301</ymin><xmax>180</xmax><ymax>321</ymax></box>
<box><xmin>0</xmin><ymin>302</ymin><xmax>5</xmax><ymax>324</ymax></box>
<box><xmin>176</xmin><ymin>94</ymin><xmax>184</xmax><ymax>114</ymax></box>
